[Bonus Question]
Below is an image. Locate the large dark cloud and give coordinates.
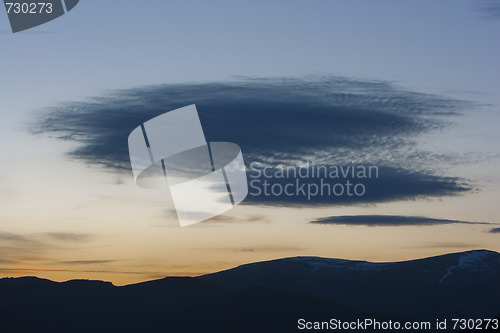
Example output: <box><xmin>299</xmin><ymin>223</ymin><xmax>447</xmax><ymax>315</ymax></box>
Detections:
<box><xmin>32</xmin><ymin>76</ymin><xmax>475</xmax><ymax>206</ymax></box>
<box><xmin>310</xmin><ymin>215</ymin><xmax>490</xmax><ymax>227</ymax></box>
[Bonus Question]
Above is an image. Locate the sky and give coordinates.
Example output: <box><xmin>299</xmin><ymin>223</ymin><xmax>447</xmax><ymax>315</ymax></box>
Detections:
<box><xmin>1</xmin><ymin>0</ymin><xmax>500</xmax><ymax>285</ymax></box>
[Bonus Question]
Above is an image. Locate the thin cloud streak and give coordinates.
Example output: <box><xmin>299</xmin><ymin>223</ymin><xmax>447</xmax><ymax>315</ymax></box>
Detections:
<box><xmin>41</xmin><ymin>233</ymin><xmax>92</xmax><ymax>242</ymax></box>
<box><xmin>58</xmin><ymin>260</ymin><xmax>117</xmax><ymax>265</ymax></box>
<box><xmin>0</xmin><ymin>231</ymin><xmax>95</xmax><ymax>265</ymax></box>
<box><xmin>310</xmin><ymin>215</ymin><xmax>491</xmax><ymax>227</ymax></box>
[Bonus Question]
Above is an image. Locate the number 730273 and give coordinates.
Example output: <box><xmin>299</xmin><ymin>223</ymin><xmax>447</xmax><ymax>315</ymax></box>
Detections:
<box><xmin>5</xmin><ymin>2</ymin><xmax>53</xmax><ymax>14</ymax></box>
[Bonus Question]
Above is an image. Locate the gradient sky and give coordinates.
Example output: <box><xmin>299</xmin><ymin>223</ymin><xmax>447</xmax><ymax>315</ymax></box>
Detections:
<box><xmin>1</xmin><ymin>0</ymin><xmax>499</xmax><ymax>285</ymax></box>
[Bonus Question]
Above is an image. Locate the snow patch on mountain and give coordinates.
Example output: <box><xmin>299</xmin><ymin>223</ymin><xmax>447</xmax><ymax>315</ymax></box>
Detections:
<box><xmin>458</xmin><ymin>251</ymin><xmax>499</xmax><ymax>270</ymax></box>
<box><xmin>439</xmin><ymin>265</ymin><xmax>457</xmax><ymax>284</ymax></box>
<box><xmin>438</xmin><ymin>250</ymin><xmax>500</xmax><ymax>284</ymax></box>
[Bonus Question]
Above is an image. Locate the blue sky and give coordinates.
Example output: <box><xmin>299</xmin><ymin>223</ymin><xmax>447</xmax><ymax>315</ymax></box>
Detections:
<box><xmin>0</xmin><ymin>0</ymin><xmax>499</xmax><ymax>284</ymax></box>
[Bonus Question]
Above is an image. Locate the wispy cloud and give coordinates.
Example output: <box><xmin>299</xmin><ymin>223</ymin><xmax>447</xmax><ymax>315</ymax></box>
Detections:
<box><xmin>400</xmin><ymin>242</ymin><xmax>480</xmax><ymax>249</ymax></box>
<box><xmin>0</xmin><ymin>231</ymin><xmax>94</xmax><ymax>264</ymax></box>
<box><xmin>203</xmin><ymin>214</ymin><xmax>268</xmax><ymax>224</ymax></box>
<box><xmin>0</xmin><ymin>232</ymin><xmax>35</xmax><ymax>243</ymax></box>
<box><xmin>310</xmin><ymin>215</ymin><xmax>490</xmax><ymax>227</ymax></box>
<box><xmin>58</xmin><ymin>260</ymin><xmax>117</xmax><ymax>265</ymax></box>
<box><xmin>190</xmin><ymin>245</ymin><xmax>305</xmax><ymax>253</ymax></box>
<box><xmin>419</xmin><ymin>242</ymin><xmax>480</xmax><ymax>249</ymax></box>
<box><xmin>41</xmin><ymin>232</ymin><xmax>92</xmax><ymax>242</ymax></box>
<box><xmin>0</xmin><ymin>267</ymin><xmax>155</xmax><ymax>277</ymax></box>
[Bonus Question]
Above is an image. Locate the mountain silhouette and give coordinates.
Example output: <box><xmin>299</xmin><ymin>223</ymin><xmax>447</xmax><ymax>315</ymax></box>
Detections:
<box><xmin>0</xmin><ymin>250</ymin><xmax>498</xmax><ymax>332</ymax></box>
<box><xmin>201</xmin><ymin>249</ymin><xmax>500</xmax><ymax>321</ymax></box>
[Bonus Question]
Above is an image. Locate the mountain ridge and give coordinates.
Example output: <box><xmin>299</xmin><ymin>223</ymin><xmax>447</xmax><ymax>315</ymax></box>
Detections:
<box><xmin>2</xmin><ymin>249</ymin><xmax>497</xmax><ymax>287</ymax></box>
<box><xmin>199</xmin><ymin>249</ymin><xmax>500</xmax><ymax>320</ymax></box>
<box><xmin>1</xmin><ymin>249</ymin><xmax>499</xmax><ymax>332</ymax></box>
